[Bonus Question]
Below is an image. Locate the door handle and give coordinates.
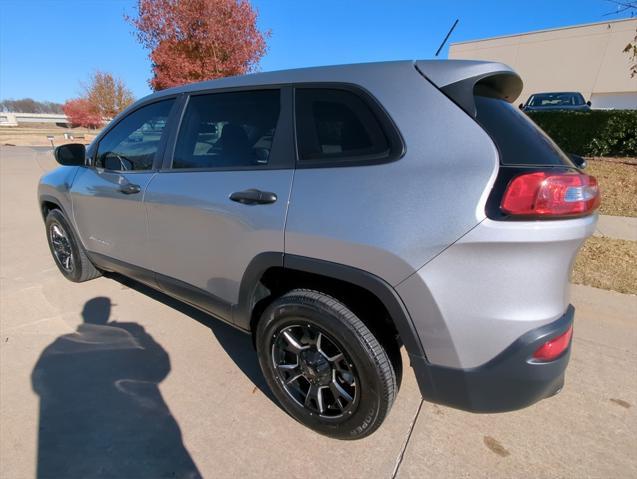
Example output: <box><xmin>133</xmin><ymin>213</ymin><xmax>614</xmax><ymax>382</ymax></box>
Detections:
<box><xmin>118</xmin><ymin>184</ymin><xmax>141</xmax><ymax>195</ymax></box>
<box><xmin>229</xmin><ymin>189</ymin><xmax>277</xmax><ymax>205</ymax></box>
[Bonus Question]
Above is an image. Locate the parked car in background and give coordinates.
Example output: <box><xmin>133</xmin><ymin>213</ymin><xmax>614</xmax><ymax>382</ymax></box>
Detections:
<box><xmin>39</xmin><ymin>60</ymin><xmax>600</xmax><ymax>439</ymax></box>
<box><xmin>521</xmin><ymin>91</ymin><xmax>592</xmax><ymax>112</ymax></box>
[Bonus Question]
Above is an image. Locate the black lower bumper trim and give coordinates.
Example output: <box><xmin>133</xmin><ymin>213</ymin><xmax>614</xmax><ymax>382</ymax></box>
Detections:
<box><xmin>411</xmin><ymin>305</ymin><xmax>574</xmax><ymax>413</ymax></box>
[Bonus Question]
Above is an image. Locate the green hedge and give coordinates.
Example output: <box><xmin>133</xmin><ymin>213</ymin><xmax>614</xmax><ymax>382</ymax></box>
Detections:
<box><xmin>527</xmin><ymin>110</ymin><xmax>637</xmax><ymax>157</ymax></box>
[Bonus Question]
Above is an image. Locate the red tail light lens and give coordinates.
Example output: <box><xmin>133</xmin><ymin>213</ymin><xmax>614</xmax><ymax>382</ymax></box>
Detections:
<box><xmin>532</xmin><ymin>325</ymin><xmax>573</xmax><ymax>361</ymax></box>
<box><xmin>501</xmin><ymin>172</ymin><xmax>600</xmax><ymax>217</ymax></box>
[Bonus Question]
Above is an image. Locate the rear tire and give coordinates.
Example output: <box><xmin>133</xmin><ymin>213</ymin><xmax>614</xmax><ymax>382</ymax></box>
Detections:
<box><xmin>256</xmin><ymin>289</ymin><xmax>397</xmax><ymax>439</ymax></box>
<box><xmin>45</xmin><ymin>209</ymin><xmax>101</xmax><ymax>283</ymax></box>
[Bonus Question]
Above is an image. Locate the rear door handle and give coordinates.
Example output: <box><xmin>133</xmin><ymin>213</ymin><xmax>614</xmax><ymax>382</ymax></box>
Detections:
<box><xmin>229</xmin><ymin>189</ymin><xmax>277</xmax><ymax>205</ymax></box>
<box><xmin>119</xmin><ymin>184</ymin><xmax>141</xmax><ymax>195</ymax></box>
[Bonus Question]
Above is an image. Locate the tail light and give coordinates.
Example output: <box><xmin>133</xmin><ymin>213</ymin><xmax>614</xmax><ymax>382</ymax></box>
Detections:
<box><xmin>501</xmin><ymin>171</ymin><xmax>600</xmax><ymax>218</ymax></box>
<box><xmin>532</xmin><ymin>325</ymin><xmax>573</xmax><ymax>361</ymax></box>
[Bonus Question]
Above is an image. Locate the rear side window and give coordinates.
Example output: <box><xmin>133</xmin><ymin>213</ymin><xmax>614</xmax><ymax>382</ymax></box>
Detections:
<box><xmin>475</xmin><ymin>95</ymin><xmax>573</xmax><ymax>167</ymax></box>
<box><xmin>173</xmin><ymin>90</ymin><xmax>280</xmax><ymax>169</ymax></box>
<box><xmin>95</xmin><ymin>99</ymin><xmax>174</xmax><ymax>171</ymax></box>
<box><xmin>295</xmin><ymin>88</ymin><xmax>391</xmax><ymax>163</ymax></box>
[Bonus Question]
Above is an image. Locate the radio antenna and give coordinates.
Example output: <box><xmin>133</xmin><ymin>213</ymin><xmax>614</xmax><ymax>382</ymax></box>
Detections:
<box><xmin>435</xmin><ymin>19</ymin><xmax>459</xmax><ymax>57</ymax></box>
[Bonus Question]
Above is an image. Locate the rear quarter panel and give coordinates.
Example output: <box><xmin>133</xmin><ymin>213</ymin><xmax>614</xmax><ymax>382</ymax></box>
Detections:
<box><xmin>397</xmin><ymin>215</ymin><xmax>597</xmax><ymax>368</ymax></box>
<box><xmin>285</xmin><ymin>63</ymin><xmax>499</xmax><ymax>285</ymax></box>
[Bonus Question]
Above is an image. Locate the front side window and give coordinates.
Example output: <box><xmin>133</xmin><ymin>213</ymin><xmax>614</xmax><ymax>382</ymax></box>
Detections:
<box><xmin>295</xmin><ymin>88</ymin><xmax>390</xmax><ymax>162</ymax></box>
<box><xmin>173</xmin><ymin>90</ymin><xmax>280</xmax><ymax>169</ymax></box>
<box><xmin>95</xmin><ymin>99</ymin><xmax>174</xmax><ymax>171</ymax></box>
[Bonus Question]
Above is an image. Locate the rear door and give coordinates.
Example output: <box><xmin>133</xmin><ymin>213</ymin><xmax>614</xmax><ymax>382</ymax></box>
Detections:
<box><xmin>143</xmin><ymin>88</ymin><xmax>294</xmax><ymax>323</ymax></box>
<box><xmin>71</xmin><ymin>99</ymin><xmax>176</xmax><ymax>268</ymax></box>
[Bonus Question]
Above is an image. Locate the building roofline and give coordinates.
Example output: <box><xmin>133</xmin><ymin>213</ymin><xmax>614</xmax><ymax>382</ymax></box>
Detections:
<box><xmin>450</xmin><ymin>17</ymin><xmax>637</xmax><ymax>46</ymax></box>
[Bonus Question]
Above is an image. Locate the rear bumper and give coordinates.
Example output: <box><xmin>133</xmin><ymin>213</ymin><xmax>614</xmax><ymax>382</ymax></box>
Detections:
<box><xmin>410</xmin><ymin>305</ymin><xmax>574</xmax><ymax>412</ymax></box>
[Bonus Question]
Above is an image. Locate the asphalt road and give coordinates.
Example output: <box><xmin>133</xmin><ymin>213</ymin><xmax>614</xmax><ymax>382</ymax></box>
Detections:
<box><xmin>1</xmin><ymin>146</ymin><xmax>635</xmax><ymax>478</ymax></box>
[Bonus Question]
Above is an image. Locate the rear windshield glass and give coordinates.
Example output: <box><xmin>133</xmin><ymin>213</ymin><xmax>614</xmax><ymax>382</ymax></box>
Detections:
<box><xmin>475</xmin><ymin>95</ymin><xmax>574</xmax><ymax>167</ymax></box>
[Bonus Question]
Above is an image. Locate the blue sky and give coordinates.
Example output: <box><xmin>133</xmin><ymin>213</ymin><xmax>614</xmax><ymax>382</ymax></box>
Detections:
<box><xmin>0</xmin><ymin>0</ymin><xmax>633</xmax><ymax>103</ymax></box>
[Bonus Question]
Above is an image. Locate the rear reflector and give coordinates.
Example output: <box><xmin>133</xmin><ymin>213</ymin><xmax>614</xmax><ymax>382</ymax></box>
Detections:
<box><xmin>501</xmin><ymin>171</ymin><xmax>600</xmax><ymax>217</ymax></box>
<box><xmin>532</xmin><ymin>325</ymin><xmax>573</xmax><ymax>361</ymax></box>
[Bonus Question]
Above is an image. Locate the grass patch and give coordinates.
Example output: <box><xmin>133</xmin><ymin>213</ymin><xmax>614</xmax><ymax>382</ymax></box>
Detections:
<box><xmin>585</xmin><ymin>158</ymin><xmax>637</xmax><ymax>217</ymax></box>
<box><xmin>572</xmin><ymin>236</ymin><xmax>637</xmax><ymax>295</ymax></box>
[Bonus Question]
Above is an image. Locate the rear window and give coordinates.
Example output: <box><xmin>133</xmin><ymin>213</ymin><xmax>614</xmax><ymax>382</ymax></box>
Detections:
<box><xmin>295</xmin><ymin>88</ymin><xmax>390</xmax><ymax>163</ymax></box>
<box><xmin>475</xmin><ymin>95</ymin><xmax>574</xmax><ymax>167</ymax></box>
<box><xmin>173</xmin><ymin>90</ymin><xmax>280</xmax><ymax>169</ymax></box>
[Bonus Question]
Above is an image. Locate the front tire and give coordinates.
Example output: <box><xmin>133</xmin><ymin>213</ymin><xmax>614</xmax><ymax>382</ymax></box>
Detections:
<box><xmin>256</xmin><ymin>289</ymin><xmax>397</xmax><ymax>439</ymax></box>
<box><xmin>45</xmin><ymin>209</ymin><xmax>101</xmax><ymax>283</ymax></box>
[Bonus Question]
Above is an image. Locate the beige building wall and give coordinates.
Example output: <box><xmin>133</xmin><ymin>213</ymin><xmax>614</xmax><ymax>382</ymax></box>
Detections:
<box><xmin>449</xmin><ymin>18</ymin><xmax>637</xmax><ymax>109</ymax></box>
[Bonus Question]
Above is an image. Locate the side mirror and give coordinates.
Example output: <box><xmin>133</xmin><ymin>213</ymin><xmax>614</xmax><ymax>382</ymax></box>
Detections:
<box><xmin>54</xmin><ymin>143</ymin><xmax>86</xmax><ymax>166</ymax></box>
<box><xmin>519</xmin><ymin>103</ymin><xmax>524</xmax><ymax>110</ymax></box>
<box><xmin>568</xmin><ymin>153</ymin><xmax>587</xmax><ymax>169</ymax></box>
<box><xmin>586</xmin><ymin>100</ymin><xmax>592</xmax><ymax>107</ymax></box>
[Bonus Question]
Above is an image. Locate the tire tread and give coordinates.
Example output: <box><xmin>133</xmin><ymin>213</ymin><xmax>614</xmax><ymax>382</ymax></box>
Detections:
<box><xmin>46</xmin><ymin>209</ymin><xmax>101</xmax><ymax>283</ymax></box>
<box><xmin>260</xmin><ymin>288</ymin><xmax>397</xmax><ymax>438</ymax></box>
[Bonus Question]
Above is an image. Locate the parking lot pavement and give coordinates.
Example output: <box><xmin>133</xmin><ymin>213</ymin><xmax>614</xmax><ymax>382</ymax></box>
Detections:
<box><xmin>397</xmin><ymin>283</ymin><xmax>637</xmax><ymax>479</ymax></box>
<box><xmin>1</xmin><ymin>146</ymin><xmax>635</xmax><ymax>478</ymax></box>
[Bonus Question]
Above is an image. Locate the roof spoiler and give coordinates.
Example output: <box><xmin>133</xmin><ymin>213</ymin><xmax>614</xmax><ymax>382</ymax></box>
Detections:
<box><xmin>415</xmin><ymin>60</ymin><xmax>523</xmax><ymax>117</ymax></box>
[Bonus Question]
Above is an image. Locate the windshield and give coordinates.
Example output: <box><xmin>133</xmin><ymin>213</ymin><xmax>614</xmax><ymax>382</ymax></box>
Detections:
<box><xmin>527</xmin><ymin>93</ymin><xmax>585</xmax><ymax>107</ymax></box>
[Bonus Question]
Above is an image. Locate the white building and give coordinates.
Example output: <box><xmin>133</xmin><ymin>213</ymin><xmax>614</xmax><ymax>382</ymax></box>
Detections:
<box><xmin>449</xmin><ymin>18</ymin><xmax>637</xmax><ymax>109</ymax></box>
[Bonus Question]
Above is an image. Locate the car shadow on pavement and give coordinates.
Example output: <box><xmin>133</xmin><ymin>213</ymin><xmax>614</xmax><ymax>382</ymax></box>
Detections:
<box><xmin>31</xmin><ymin>297</ymin><xmax>202</xmax><ymax>479</ymax></box>
<box><xmin>107</xmin><ymin>273</ymin><xmax>277</xmax><ymax>404</ymax></box>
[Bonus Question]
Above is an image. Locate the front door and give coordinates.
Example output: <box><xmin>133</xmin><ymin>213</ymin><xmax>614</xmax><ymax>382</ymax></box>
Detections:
<box><xmin>71</xmin><ymin>99</ymin><xmax>175</xmax><ymax>269</ymax></box>
<box><xmin>144</xmin><ymin>89</ymin><xmax>294</xmax><ymax>323</ymax></box>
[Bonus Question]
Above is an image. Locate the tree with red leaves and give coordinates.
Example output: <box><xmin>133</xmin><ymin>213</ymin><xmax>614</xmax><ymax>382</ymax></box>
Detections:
<box><xmin>127</xmin><ymin>0</ymin><xmax>269</xmax><ymax>91</ymax></box>
<box><xmin>62</xmin><ymin>98</ymin><xmax>103</xmax><ymax>129</ymax></box>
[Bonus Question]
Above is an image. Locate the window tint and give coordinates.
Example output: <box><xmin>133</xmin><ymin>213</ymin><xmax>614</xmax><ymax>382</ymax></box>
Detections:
<box><xmin>173</xmin><ymin>90</ymin><xmax>280</xmax><ymax>169</ymax></box>
<box><xmin>95</xmin><ymin>99</ymin><xmax>174</xmax><ymax>171</ymax></box>
<box><xmin>475</xmin><ymin>95</ymin><xmax>574</xmax><ymax>166</ymax></box>
<box><xmin>295</xmin><ymin>88</ymin><xmax>390</xmax><ymax>162</ymax></box>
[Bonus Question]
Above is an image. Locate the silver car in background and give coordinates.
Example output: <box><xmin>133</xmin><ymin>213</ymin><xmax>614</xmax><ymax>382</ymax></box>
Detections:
<box><xmin>39</xmin><ymin>60</ymin><xmax>599</xmax><ymax>439</ymax></box>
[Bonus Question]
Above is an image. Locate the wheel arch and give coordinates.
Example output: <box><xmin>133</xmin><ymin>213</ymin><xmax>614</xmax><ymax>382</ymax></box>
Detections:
<box><xmin>39</xmin><ymin>195</ymin><xmax>67</xmax><ymax>221</ymax></box>
<box><xmin>234</xmin><ymin>253</ymin><xmax>427</xmax><ymax>361</ymax></box>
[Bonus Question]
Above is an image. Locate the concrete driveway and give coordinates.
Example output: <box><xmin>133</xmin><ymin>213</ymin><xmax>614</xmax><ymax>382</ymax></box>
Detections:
<box><xmin>1</xmin><ymin>146</ymin><xmax>635</xmax><ymax>478</ymax></box>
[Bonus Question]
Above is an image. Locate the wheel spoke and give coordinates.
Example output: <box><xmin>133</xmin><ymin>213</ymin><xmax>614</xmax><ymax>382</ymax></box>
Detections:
<box><xmin>275</xmin><ymin>360</ymin><xmax>304</xmax><ymax>384</ymax></box>
<box><xmin>317</xmin><ymin>332</ymin><xmax>345</xmax><ymax>362</ymax></box>
<box><xmin>276</xmin><ymin>362</ymin><xmax>298</xmax><ymax>371</ymax></box>
<box><xmin>330</xmin><ymin>377</ymin><xmax>353</xmax><ymax>404</ymax></box>
<box><xmin>278</xmin><ymin>363</ymin><xmax>300</xmax><ymax>378</ymax></box>
<box><xmin>281</xmin><ymin>330</ymin><xmax>309</xmax><ymax>353</ymax></box>
<box><xmin>285</xmin><ymin>372</ymin><xmax>304</xmax><ymax>385</ymax></box>
<box><xmin>305</xmin><ymin>384</ymin><xmax>326</xmax><ymax>414</ymax></box>
<box><xmin>326</xmin><ymin>352</ymin><xmax>344</xmax><ymax>363</ymax></box>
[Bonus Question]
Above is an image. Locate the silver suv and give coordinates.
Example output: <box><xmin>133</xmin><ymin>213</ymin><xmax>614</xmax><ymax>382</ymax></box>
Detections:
<box><xmin>39</xmin><ymin>60</ymin><xmax>599</xmax><ymax>439</ymax></box>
